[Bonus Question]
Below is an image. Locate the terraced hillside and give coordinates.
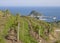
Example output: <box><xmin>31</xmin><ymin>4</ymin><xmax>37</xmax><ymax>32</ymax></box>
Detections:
<box><xmin>0</xmin><ymin>10</ymin><xmax>60</xmax><ymax>43</ymax></box>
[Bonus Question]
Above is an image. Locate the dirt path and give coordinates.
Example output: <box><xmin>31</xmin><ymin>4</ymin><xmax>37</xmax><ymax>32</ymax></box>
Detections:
<box><xmin>5</xmin><ymin>39</ymin><xmax>22</xmax><ymax>43</ymax></box>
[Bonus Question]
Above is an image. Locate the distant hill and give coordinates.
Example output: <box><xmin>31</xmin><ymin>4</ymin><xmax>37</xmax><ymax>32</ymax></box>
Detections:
<box><xmin>28</xmin><ymin>10</ymin><xmax>43</xmax><ymax>16</ymax></box>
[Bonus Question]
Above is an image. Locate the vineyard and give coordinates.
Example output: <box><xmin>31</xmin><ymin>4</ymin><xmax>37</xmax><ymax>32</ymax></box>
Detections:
<box><xmin>0</xmin><ymin>10</ymin><xmax>60</xmax><ymax>43</ymax></box>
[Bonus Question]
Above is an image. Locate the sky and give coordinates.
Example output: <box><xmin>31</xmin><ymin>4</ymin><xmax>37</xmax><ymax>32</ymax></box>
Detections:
<box><xmin>0</xmin><ymin>0</ymin><xmax>60</xmax><ymax>7</ymax></box>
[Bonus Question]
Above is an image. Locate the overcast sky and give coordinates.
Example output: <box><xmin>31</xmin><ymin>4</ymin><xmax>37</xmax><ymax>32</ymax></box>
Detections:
<box><xmin>0</xmin><ymin>0</ymin><xmax>60</xmax><ymax>7</ymax></box>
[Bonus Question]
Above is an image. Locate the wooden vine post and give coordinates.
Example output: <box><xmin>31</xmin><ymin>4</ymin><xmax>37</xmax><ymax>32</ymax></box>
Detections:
<box><xmin>17</xmin><ymin>22</ymin><xmax>20</xmax><ymax>43</ymax></box>
<box><xmin>16</xmin><ymin>13</ymin><xmax>20</xmax><ymax>43</ymax></box>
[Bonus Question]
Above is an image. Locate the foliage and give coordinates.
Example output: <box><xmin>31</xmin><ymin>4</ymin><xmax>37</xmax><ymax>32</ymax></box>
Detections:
<box><xmin>19</xmin><ymin>18</ymin><xmax>38</xmax><ymax>43</ymax></box>
<box><xmin>0</xmin><ymin>10</ymin><xmax>55</xmax><ymax>43</ymax></box>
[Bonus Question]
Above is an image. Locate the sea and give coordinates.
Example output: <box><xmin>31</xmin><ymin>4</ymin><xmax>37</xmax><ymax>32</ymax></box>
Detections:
<box><xmin>0</xmin><ymin>7</ymin><xmax>60</xmax><ymax>22</ymax></box>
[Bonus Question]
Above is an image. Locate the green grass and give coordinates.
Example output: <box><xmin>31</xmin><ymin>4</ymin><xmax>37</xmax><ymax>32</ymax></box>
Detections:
<box><xmin>3</xmin><ymin>16</ymin><xmax>16</xmax><ymax>35</ymax></box>
<box><xmin>25</xmin><ymin>17</ymin><xmax>50</xmax><ymax>40</ymax></box>
<box><xmin>0</xmin><ymin>15</ymin><xmax>54</xmax><ymax>43</ymax></box>
<box><xmin>0</xmin><ymin>10</ymin><xmax>58</xmax><ymax>43</ymax></box>
<box><xmin>19</xmin><ymin>18</ymin><xmax>38</xmax><ymax>43</ymax></box>
<box><xmin>0</xmin><ymin>16</ymin><xmax>16</xmax><ymax>43</ymax></box>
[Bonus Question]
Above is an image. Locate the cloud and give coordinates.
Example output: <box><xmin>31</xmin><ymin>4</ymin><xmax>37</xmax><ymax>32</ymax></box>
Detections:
<box><xmin>0</xmin><ymin>0</ymin><xmax>60</xmax><ymax>7</ymax></box>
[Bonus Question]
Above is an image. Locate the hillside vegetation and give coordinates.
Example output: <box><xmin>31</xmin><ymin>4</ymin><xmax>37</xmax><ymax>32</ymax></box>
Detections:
<box><xmin>0</xmin><ymin>10</ymin><xmax>59</xmax><ymax>43</ymax></box>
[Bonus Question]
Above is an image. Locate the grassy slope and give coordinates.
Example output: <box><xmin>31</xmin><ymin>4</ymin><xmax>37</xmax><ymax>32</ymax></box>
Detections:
<box><xmin>19</xmin><ymin>17</ymin><xmax>38</xmax><ymax>43</ymax></box>
<box><xmin>0</xmin><ymin>16</ymin><xmax>16</xmax><ymax>43</ymax></box>
<box><xmin>25</xmin><ymin>17</ymin><xmax>50</xmax><ymax>40</ymax></box>
<box><xmin>0</xmin><ymin>16</ymin><xmax>54</xmax><ymax>43</ymax></box>
<box><xmin>0</xmin><ymin>15</ymin><xmax>38</xmax><ymax>43</ymax></box>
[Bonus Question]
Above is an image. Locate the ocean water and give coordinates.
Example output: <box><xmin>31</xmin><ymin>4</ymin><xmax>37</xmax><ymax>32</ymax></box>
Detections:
<box><xmin>0</xmin><ymin>7</ymin><xmax>60</xmax><ymax>21</ymax></box>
